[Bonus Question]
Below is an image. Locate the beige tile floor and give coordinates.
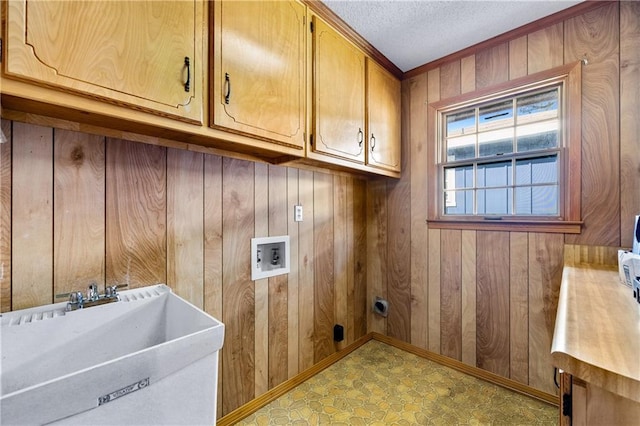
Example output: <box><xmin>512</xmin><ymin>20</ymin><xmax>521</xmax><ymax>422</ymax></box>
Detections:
<box><xmin>237</xmin><ymin>340</ymin><xmax>557</xmax><ymax>425</ymax></box>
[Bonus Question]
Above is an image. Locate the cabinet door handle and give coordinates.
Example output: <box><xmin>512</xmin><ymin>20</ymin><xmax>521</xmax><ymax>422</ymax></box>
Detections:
<box><xmin>358</xmin><ymin>128</ymin><xmax>363</xmax><ymax>147</ymax></box>
<box><xmin>224</xmin><ymin>73</ymin><xmax>231</xmax><ymax>104</ymax></box>
<box><xmin>184</xmin><ymin>57</ymin><xmax>191</xmax><ymax>93</ymax></box>
<box><xmin>370</xmin><ymin>134</ymin><xmax>376</xmax><ymax>151</ymax></box>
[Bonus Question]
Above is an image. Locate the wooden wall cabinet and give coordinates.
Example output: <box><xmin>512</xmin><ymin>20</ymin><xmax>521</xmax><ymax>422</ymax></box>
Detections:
<box><xmin>366</xmin><ymin>59</ymin><xmax>401</xmax><ymax>172</ymax></box>
<box><xmin>560</xmin><ymin>373</ymin><xmax>640</xmax><ymax>426</ymax></box>
<box><xmin>311</xmin><ymin>16</ymin><xmax>366</xmax><ymax>164</ymax></box>
<box><xmin>3</xmin><ymin>1</ymin><xmax>204</xmax><ymax>124</ymax></box>
<box><xmin>310</xmin><ymin>16</ymin><xmax>401</xmax><ymax>176</ymax></box>
<box><xmin>211</xmin><ymin>0</ymin><xmax>307</xmax><ymax>150</ymax></box>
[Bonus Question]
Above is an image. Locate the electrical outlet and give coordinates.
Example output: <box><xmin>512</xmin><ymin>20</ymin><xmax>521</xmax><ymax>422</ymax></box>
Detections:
<box><xmin>294</xmin><ymin>205</ymin><xmax>303</xmax><ymax>222</ymax></box>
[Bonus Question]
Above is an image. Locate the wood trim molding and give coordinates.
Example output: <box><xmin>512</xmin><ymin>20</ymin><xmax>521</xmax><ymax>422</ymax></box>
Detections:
<box><xmin>218</xmin><ymin>332</ymin><xmax>558</xmax><ymax>424</ymax></box>
<box><xmin>426</xmin><ymin>219</ymin><xmax>583</xmax><ymax>234</ymax></box>
<box><xmin>403</xmin><ymin>1</ymin><xmax>610</xmax><ymax>79</ymax></box>
<box><xmin>426</xmin><ymin>61</ymin><xmax>583</xmax><ymax>232</ymax></box>
<box><xmin>302</xmin><ymin>0</ymin><xmax>403</xmax><ymax>79</ymax></box>
<box><xmin>216</xmin><ymin>333</ymin><xmax>374</xmax><ymax>426</ymax></box>
<box><xmin>375</xmin><ymin>333</ymin><xmax>559</xmax><ymax>406</ymax></box>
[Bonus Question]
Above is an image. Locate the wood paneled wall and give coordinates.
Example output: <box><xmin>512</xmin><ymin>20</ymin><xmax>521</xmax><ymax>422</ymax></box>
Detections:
<box><xmin>1</xmin><ymin>0</ymin><xmax>638</xmax><ymax>416</ymax></box>
<box><xmin>369</xmin><ymin>1</ymin><xmax>640</xmax><ymax>396</ymax></box>
<box><xmin>0</xmin><ymin>123</ymin><xmax>367</xmax><ymax>416</ymax></box>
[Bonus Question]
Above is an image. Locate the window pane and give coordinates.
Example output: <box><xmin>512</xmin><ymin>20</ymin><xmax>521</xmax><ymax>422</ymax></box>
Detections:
<box><xmin>517</xmin><ymin>89</ymin><xmax>558</xmax><ymax>124</ymax></box>
<box><xmin>478</xmin><ymin>128</ymin><xmax>514</xmax><ymax>157</ymax></box>
<box><xmin>446</xmin><ymin>134</ymin><xmax>476</xmax><ymax>161</ymax></box>
<box><xmin>479</xmin><ymin>100</ymin><xmax>513</xmax><ymax>131</ymax></box>
<box><xmin>438</xmin><ymin>81</ymin><xmax>570</xmax><ymax>220</ymax></box>
<box><xmin>446</xmin><ymin>109</ymin><xmax>475</xmax><ymax>137</ymax></box>
<box><xmin>515</xmin><ymin>155</ymin><xmax>558</xmax><ymax>185</ymax></box>
<box><xmin>477</xmin><ymin>161</ymin><xmax>512</xmax><ymax>188</ymax></box>
<box><xmin>477</xmin><ymin>188</ymin><xmax>513</xmax><ymax>215</ymax></box>
<box><xmin>445</xmin><ymin>190</ymin><xmax>474</xmax><ymax>214</ymax></box>
<box><xmin>444</xmin><ymin>165</ymin><xmax>473</xmax><ymax>189</ymax></box>
<box><xmin>516</xmin><ymin>120</ymin><xmax>559</xmax><ymax>151</ymax></box>
<box><xmin>515</xmin><ymin>185</ymin><xmax>558</xmax><ymax>215</ymax></box>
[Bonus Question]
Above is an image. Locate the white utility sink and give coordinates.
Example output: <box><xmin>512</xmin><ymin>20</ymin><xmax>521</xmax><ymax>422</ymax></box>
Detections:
<box><xmin>0</xmin><ymin>284</ymin><xmax>224</xmax><ymax>425</ymax></box>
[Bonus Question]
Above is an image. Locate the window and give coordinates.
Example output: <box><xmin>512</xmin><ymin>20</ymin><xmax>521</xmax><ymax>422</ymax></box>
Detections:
<box><xmin>427</xmin><ymin>62</ymin><xmax>582</xmax><ymax>233</ymax></box>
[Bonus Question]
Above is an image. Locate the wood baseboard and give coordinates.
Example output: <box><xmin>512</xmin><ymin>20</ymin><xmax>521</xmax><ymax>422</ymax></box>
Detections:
<box><xmin>371</xmin><ymin>333</ymin><xmax>559</xmax><ymax>407</ymax></box>
<box><xmin>217</xmin><ymin>333</ymin><xmax>374</xmax><ymax>426</ymax></box>
<box><xmin>217</xmin><ymin>332</ymin><xmax>558</xmax><ymax>424</ymax></box>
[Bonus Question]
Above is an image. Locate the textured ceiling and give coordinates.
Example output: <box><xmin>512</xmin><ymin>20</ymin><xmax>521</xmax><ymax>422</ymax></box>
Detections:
<box><xmin>322</xmin><ymin>0</ymin><xmax>583</xmax><ymax>72</ymax></box>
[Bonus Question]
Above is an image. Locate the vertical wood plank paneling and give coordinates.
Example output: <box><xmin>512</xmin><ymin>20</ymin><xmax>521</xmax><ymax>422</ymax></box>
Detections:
<box><xmin>4</xmin><ymin>3</ymin><xmax>638</xmax><ymax>414</ymax></box>
<box><xmin>286</xmin><ymin>167</ymin><xmax>300</xmax><ymax>378</ymax></box>
<box><xmin>620</xmin><ymin>1</ymin><xmax>640</xmax><ymax>248</ymax></box>
<box><xmin>268</xmin><ymin>165</ymin><xmax>288</xmax><ymax>389</ymax></box>
<box><xmin>407</xmin><ymin>74</ymin><xmax>429</xmax><ymax>349</ymax></box>
<box><xmin>203</xmin><ymin>153</ymin><xmax>223</xmax><ymax>419</ymax></box>
<box><xmin>53</xmin><ymin>130</ymin><xmax>105</xmax><ymax>297</ymax></box>
<box><xmin>222</xmin><ymin>158</ymin><xmax>255</xmax><ymax>414</ymax></box>
<box><xmin>387</xmin><ymin>62</ymin><xmax>413</xmax><ymax>342</ymax></box>
<box><xmin>352</xmin><ymin>178</ymin><xmax>367</xmax><ymax>339</ymax></box>
<box><xmin>428</xmin><ymin>228</ymin><xmax>441</xmax><ymax>353</ymax></box>
<box><xmin>563</xmin><ymin>243</ymin><xmax>576</xmax><ymax>267</ymax></box>
<box><xmin>345</xmin><ymin>177</ymin><xmax>356</xmax><ymax>345</ymax></box>
<box><xmin>366</xmin><ymin>178</ymin><xmax>387</xmax><ymax>334</ymax></box>
<box><xmin>586</xmin><ymin>245</ymin><xmax>619</xmax><ymax>266</ymax></box>
<box><xmin>0</xmin><ymin>120</ymin><xmax>12</xmax><ymax>313</ymax></box>
<box><xmin>440</xmin><ymin>60</ymin><xmax>461</xmax><ymax>99</ymax></box>
<box><xmin>105</xmin><ymin>139</ymin><xmax>166</xmax><ymax>287</ymax></box>
<box><xmin>427</xmin><ymin>67</ymin><xmax>441</xmax><ymax>354</ymax></box>
<box><xmin>313</xmin><ymin>172</ymin><xmax>334</xmax><ymax>362</ymax></box>
<box><xmin>167</xmin><ymin>148</ymin><xmax>203</xmax><ymax>307</ymax></box>
<box><xmin>460</xmin><ymin>55</ymin><xmax>476</xmax><ymax>94</ymax></box>
<box><xmin>564</xmin><ymin>3</ymin><xmax>620</xmax><ymax>246</ymax></box>
<box><xmin>476</xmin><ymin>231</ymin><xmax>510</xmax><ymax>377</ymax></box>
<box><xmin>475</xmin><ymin>42</ymin><xmax>509</xmax><ymax>89</ymax></box>
<box><xmin>387</xmin><ymin>168</ymin><xmax>411</xmax><ymax>341</ymax></box>
<box><xmin>12</xmin><ymin>122</ymin><xmax>53</xmax><ymax>309</ymax></box>
<box><xmin>333</xmin><ymin>175</ymin><xmax>348</xmax><ymax>350</ymax></box>
<box><xmin>253</xmin><ymin>163</ymin><xmax>269</xmax><ymax>396</ymax></box>
<box><xmin>528</xmin><ymin>232</ymin><xmax>564</xmax><ymax>394</ymax></box>
<box><xmin>509</xmin><ymin>36</ymin><xmax>528</xmax><ymax>79</ymax></box>
<box><xmin>297</xmin><ymin>169</ymin><xmax>315</xmax><ymax>372</ymax></box>
<box><xmin>204</xmin><ymin>154</ymin><xmax>224</xmax><ymax>319</ymax></box>
<box><xmin>461</xmin><ymin>230</ymin><xmax>477</xmax><ymax>366</ymax></box>
<box><xmin>440</xmin><ymin>229</ymin><xmax>462</xmax><ymax>360</ymax></box>
<box><xmin>527</xmin><ymin>23</ymin><xmax>564</xmax><ymax>74</ymax></box>
<box><xmin>510</xmin><ymin>232</ymin><xmax>529</xmax><ymax>384</ymax></box>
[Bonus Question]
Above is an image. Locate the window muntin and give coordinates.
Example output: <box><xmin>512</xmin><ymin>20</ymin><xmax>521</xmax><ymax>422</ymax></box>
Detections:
<box><xmin>441</xmin><ymin>86</ymin><xmax>561</xmax><ymax>218</ymax></box>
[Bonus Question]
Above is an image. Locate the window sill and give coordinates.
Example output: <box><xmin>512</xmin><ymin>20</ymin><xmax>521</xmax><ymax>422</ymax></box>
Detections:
<box><xmin>426</xmin><ymin>218</ymin><xmax>583</xmax><ymax>234</ymax></box>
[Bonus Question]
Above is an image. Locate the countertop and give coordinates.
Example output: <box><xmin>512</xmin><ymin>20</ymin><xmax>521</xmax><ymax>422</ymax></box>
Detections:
<box><xmin>551</xmin><ymin>264</ymin><xmax>640</xmax><ymax>402</ymax></box>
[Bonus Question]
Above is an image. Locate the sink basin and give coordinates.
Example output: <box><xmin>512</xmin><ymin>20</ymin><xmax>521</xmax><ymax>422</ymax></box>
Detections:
<box><xmin>0</xmin><ymin>284</ymin><xmax>224</xmax><ymax>425</ymax></box>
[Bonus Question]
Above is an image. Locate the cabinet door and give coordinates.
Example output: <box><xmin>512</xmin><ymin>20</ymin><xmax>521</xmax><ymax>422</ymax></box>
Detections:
<box><xmin>312</xmin><ymin>17</ymin><xmax>365</xmax><ymax>164</ymax></box>
<box><xmin>366</xmin><ymin>59</ymin><xmax>401</xmax><ymax>172</ymax></box>
<box><xmin>4</xmin><ymin>1</ymin><xmax>203</xmax><ymax>123</ymax></box>
<box><xmin>213</xmin><ymin>0</ymin><xmax>306</xmax><ymax>149</ymax></box>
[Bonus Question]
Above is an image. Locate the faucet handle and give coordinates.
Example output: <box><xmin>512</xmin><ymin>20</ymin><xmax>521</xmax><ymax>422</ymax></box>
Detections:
<box><xmin>105</xmin><ymin>284</ymin><xmax>128</xmax><ymax>297</ymax></box>
<box><xmin>55</xmin><ymin>291</ymin><xmax>83</xmax><ymax>303</ymax></box>
<box><xmin>87</xmin><ymin>283</ymin><xmax>100</xmax><ymax>301</ymax></box>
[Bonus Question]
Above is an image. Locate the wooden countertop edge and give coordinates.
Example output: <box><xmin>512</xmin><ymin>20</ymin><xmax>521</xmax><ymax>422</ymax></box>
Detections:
<box><xmin>551</xmin><ymin>351</ymin><xmax>640</xmax><ymax>404</ymax></box>
<box><xmin>552</xmin><ymin>264</ymin><xmax>640</xmax><ymax>404</ymax></box>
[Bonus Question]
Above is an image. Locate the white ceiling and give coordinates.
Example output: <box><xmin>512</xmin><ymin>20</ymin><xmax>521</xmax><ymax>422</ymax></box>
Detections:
<box><xmin>322</xmin><ymin>0</ymin><xmax>583</xmax><ymax>72</ymax></box>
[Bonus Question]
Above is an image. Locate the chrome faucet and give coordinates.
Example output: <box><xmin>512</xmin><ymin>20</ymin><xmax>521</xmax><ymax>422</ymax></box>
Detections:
<box><xmin>56</xmin><ymin>283</ymin><xmax>128</xmax><ymax>311</ymax></box>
